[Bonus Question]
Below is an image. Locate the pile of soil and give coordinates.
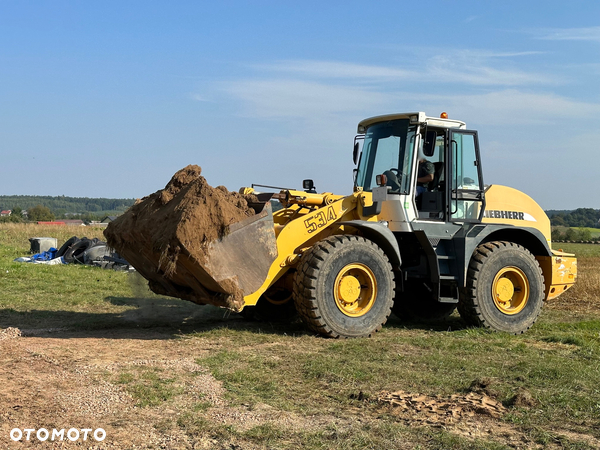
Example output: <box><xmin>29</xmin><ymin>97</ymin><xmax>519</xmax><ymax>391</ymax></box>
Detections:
<box><xmin>378</xmin><ymin>390</ymin><xmax>507</xmax><ymax>423</ymax></box>
<box><xmin>104</xmin><ymin>165</ymin><xmax>259</xmax><ymax>310</ymax></box>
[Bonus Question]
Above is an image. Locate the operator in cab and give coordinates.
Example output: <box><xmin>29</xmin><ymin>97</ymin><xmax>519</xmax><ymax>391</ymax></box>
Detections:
<box><xmin>416</xmin><ymin>152</ymin><xmax>434</xmax><ymax>197</ymax></box>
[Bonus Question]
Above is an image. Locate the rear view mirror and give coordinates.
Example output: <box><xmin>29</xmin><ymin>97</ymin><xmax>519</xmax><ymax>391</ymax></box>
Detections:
<box><xmin>353</xmin><ymin>142</ymin><xmax>360</xmax><ymax>165</ymax></box>
<box><xmin>424</xmin><ymin>130</ymin><xmax>436</xmax><ymax>157</ymax></box>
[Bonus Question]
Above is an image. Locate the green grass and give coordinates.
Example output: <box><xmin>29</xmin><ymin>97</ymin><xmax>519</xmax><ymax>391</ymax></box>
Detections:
<box><xmin>552</xmin><ymin>226</ymin><xmax>600</xmax><ymax>239</ymax></box>
<box><xmin>2</xmin><ymin>224</ymin><xmax>600</xmax><ymax>449</ymax></box>
<box><xmin>114</xmin><ymin>368</ymin><xmax>184</xmax><ymax>407</ymax></box>
<box><xmin>552</xmin><ymin>242</ymin><xmax>600</xmax><ymax>257</ymax></box>
<box><xmin>0</xmin><ymin>223</ymin><xmax>221</xmax><ymax>330</ymax></box>
<box><xmin>193</xmin><ymin>321</ymin><xmax>600</xmax><ymax>436</ymax></box>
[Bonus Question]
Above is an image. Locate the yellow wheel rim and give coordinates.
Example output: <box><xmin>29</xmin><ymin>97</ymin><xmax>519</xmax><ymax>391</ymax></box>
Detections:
<box><xmin>334</xmin><ymin>263</ymin><xmax>377</xmax><ymax>317</ymax></box>
<box><xmin>492</xmin><ymin>267</ymin><xmax>529</xmax><ymax>315</ymax></box>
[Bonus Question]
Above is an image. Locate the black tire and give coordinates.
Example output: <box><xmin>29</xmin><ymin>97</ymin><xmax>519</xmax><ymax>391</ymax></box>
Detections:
<box><xmin>293</xmin><ymin>235</ymin><xmax>394</xmax><ymax>338</ymax></box>
<box><xmin>238</xmin><ymin>306</ymin><xmax>256</xmax><ymax>320</ymax></box>
<box><xmin>458</xmin><ymin>241</ymin><xmax>544</xmax><ymax>334</ymax></box>
<box><xmin>239</xmin><ymin>287</ymin><xmax>297</xmax><ymax>322</ymax></box>
<box><xmin>63</xmin><ymin>237</ymin><xmax>93</xmax><ymax>264</ymax></box>
<box><xmin>256</xmin><ymin>287</ymin><xmax>297</xmax><ymax>322</ymax></box>
<box><xmin>56</xmin><ymin>236</ymin><xmax>79</xmax><ymax>258</ymax></box>
<box><xmin>393</xmin><ymin>280</ymin><xmax>456</xmax><ymax>322</ymax></box>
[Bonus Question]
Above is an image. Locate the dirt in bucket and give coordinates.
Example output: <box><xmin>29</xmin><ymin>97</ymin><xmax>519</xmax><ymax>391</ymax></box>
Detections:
<box><xmin>104</xmin><ymin>165</ymin><xmax>259</xmax><ymax>310</ymax></box>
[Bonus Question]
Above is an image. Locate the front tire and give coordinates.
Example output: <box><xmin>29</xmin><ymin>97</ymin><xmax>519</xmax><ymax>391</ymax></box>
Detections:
<box><xmin>293</xmin><ymin>235</ymin><xmax>394</xmax><ymax>338</ymax></box>
<box><xmin>458</xmin><ymin>241</ymin><xmax>544</xmax><ymax>334</ymax></box>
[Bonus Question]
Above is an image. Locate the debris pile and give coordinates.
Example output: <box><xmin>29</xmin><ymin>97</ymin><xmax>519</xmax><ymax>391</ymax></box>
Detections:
<box><xmin>378</xmin><ymin>390</ymin><xmax>507</xmax><ymax>424</ymax></box>
<box><xmin>14</xmin><ymin>236</ymin><xmax>130</xmax><ymax>270</ymax></box>
<box><xmin>0</xmin><ymin>327</ymin><xmax>22</xmax><ymax>341</ymax></box>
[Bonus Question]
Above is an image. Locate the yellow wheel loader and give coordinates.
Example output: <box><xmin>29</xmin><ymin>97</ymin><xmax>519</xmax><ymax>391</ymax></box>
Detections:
<box><xmin>116</xmin><ymin>112</ymin><xmax>578</xmax><ymax>338</ymax></box>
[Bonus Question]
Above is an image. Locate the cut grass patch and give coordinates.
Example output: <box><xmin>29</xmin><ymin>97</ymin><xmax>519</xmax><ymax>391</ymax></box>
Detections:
<box><xmin>114</xmin><ymin>367</ymin><xmax>184</xmax><ymax>407</ymax></box>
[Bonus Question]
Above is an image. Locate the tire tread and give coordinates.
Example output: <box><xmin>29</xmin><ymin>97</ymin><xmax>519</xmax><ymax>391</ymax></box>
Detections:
<box><xmin>458</xmin><ymin>241</ymin><xmax>545</xmax><ymax>334</ymax></box>
<box><xmin>293</xmin><ymin>235</ymin><xmax>394</xmax><ymax>338</ymax></box>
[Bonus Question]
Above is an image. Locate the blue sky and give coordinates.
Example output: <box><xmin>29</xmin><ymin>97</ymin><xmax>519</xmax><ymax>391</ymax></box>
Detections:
<box><xmin>1</xmin><ymin>1</ymin><xmax>599</xmax><ymax>209</ymax></box>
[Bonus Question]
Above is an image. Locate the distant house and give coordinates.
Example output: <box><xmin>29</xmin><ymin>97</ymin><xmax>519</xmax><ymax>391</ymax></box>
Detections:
<box><xmin>62</xmin><ymin>219</ymin><xmax>85</xmax><ymax>226</ymax></box>
<box><xmin>101</xmin><ymin>216</ymin><xmax>118</xmax><ymax>223</ymax></box>
<box><xmin>0</xmin><ymin>210</ymin><xmax>11</xmax><ymax>217</ymax></box>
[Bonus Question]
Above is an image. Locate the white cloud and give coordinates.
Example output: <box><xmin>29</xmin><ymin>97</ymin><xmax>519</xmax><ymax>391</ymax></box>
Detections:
<box><xmin>424</xmin><ymin>55</ymin><xmax>554</xmax><ymax>86</ymax></box>
<box><xmin>219</xmin><ymin>79</ymin><xmax>388</xmax><ymax>119</ymax></box>
<box><xmin>416</xmin><ymin>89</ymin><xmax>600</xmax><ymax>126</ymax></box>
<box><xmin>456</xmin><ymin>50</ymin><xmax>545</xmax><ymax>58</ymax></box>
<box><xmin>248</xmin><ymin>54</ymin><xmax>558</xmax><ymax>87</ymax></box>
<box><xmin>216</xmin><ymin>76</ymin><xmax>591</xmax><ymax>128</ymax></box>
<box><xmin>535</xmin><ymin>26</ymin><xmax>600</xmax><ymax>42</ymax></box>
<box><xmin>191</xmin><ymin>94</ymin><xmax>211</xmax><ymax>102</ymax></box>
<box><xmin>254</xmin><ymin>60</ymin><xmax>413</xmax><ymax>80</ymax></box>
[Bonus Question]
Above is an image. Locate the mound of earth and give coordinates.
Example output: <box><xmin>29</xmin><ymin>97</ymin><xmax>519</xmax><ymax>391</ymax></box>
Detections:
<box><xmin>104</xmin><ymin>165</ymin><xmax>259</xmax><ymax>310</ymax></box>
<box><xmin>378</xmin><ymin>390</ymin><xmax>507</xmax><ymax>423</ymax></box>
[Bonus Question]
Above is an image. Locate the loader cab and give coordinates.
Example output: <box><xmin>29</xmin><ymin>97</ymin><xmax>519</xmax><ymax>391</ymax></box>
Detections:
<box><xmin>354</xmin><ymin>113</ymin><xmax>485</xmax><ymax>229</ymax></box>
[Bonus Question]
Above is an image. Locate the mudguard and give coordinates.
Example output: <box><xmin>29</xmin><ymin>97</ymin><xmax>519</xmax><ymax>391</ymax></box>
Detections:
<box><xmin>339</xmin><ymin>220</ymin><xmax>402</xmax><ymax>269</ymax></box>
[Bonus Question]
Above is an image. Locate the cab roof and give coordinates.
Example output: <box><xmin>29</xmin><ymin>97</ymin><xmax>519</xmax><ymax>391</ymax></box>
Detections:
<box><xmin>357</xmin><ymin>112</ymin><xmax>466</xmax><ymax>133</ymax></box>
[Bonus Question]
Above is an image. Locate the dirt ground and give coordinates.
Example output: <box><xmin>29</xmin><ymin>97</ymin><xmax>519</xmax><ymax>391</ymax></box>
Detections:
<box><xmin>0</xmin><ymin>326</ymin><xmax>347</xmax><ymax>450</ymax></box>
<box><xmin>3</xmin><ymin>324</ymin><xmax>597</xmax><ymax>450</ymax></box>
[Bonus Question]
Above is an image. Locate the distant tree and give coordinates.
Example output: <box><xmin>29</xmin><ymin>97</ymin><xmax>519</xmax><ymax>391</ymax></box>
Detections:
<box><xmin>11</xmin><ymin>206</ymin><xmax>22</xmax><ymax>218</ymax></box>
<box><xmin>28</xmin><ymin>205</ymin><xmax>55</xmax><ymax>222</ymax></box>
<box><xmin>551</xmin><ymin>228</ymin><xmax>565</xmax><ymax>241</ymax></box>
<box><xmin>577</xmin><ymin>228</ymin><xmax>592</xmax><ymax>241</ymax></box>
<box><xmin>564</xmin><ymin>228</ymin><xmax>578</xmax><ymax>241</ymax></box>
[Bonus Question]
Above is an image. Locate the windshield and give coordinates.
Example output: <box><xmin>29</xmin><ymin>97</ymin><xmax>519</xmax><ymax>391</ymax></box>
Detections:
<box><xmin>355</xmin><ymin>119</ymin><xmax>417</xmax><ymax>193</ymax></box>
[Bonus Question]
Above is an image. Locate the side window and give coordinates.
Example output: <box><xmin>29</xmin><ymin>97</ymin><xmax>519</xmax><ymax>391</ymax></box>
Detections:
<box><xmin>432</xmin><ymin>134</ymin><xmax>444</xmax><ymax>162</ymax></box>
<box><xmin>450</xmin><ymin>132</ymin><xmax>483</xmax><ymax>221</ymax></box>
<box><xmin>452</xmin><ymin>134</ymin><xmax>481</xmax><ymax>191</ymax></box>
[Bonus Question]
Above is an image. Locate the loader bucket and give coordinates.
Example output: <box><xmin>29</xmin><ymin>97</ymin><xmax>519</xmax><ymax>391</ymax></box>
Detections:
<box><xmin>117</xmin><ymin>202</ymin><xmax>278</xmax><ymax>311</ymax></box>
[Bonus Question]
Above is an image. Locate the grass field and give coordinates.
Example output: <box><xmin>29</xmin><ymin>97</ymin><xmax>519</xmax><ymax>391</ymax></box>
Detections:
<box><xmin>1</xmin><ymin>224</ymin><xmax>600</xmax><ymax>449</ymax></box>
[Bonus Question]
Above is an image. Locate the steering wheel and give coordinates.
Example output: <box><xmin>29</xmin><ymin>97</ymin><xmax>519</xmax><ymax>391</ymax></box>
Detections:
<box><xmin>388</xmin><ymin>168</ymin><xmax>404</xmax><ymax>180</ymax></box>
<box><xmin>383</xmin><ymin>168</ymin><xmax>403</xmax><ymax>191</ymax></box>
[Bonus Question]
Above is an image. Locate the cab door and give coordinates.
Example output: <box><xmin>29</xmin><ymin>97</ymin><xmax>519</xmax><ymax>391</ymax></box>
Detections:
<box><xmin>448</xmin><ymin>130</ymin><xmax>485</xmax><ymax>222</ymax></box>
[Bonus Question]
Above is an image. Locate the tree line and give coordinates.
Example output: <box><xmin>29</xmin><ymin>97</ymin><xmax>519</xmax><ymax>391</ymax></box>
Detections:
<box><xmin>547</xmin><ymin>208</ymin><xmax>600</xmax><ymax>228</ymax></box>
<box><xmin>0</xmin><ymin>195</ymin><xmax>135</xmax><ymax>214</ymax></box>
<box><xmin>0</xmin><ymin>195</ymin><xmax>137</xmax><ymax>223</ymax></box>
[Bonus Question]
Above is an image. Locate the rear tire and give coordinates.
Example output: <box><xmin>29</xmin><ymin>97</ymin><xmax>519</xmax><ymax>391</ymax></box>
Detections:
<box><xmin>293</xmin><ymin>235</ymin><xmax>394</xmax><ymax>338</ymax></box>
<box><xmin>393</xmin><ymin>280</ymin><xmax>456</xmax><ymax>322</ymax></box>
<box><xmin>458</xmin><ymin>241</ymin><xmax>544</xmax><ymax>334</ymax></box>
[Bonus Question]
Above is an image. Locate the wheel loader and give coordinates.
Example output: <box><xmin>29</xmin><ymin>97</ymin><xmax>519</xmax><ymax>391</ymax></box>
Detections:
<box><xmin>113</xmin><ymin>112</ymin><xmax>578</xmax><ymax>338</ymax></box>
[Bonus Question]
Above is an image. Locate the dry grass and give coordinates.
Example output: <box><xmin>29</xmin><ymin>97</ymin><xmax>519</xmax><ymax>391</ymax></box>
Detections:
<box><xmin>0</xmin><ymin>222</ymin><xmax>107</xmax><ymax>259</ymax></box>
<box><xmin>547</xmin><ymin>257</ymin><xmax>600</xmax><ymax>314</ymax></box>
